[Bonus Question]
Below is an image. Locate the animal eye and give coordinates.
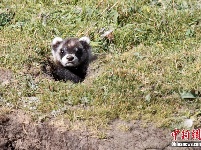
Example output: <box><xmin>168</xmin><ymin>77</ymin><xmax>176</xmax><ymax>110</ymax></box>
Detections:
<box><xmin>76</xmin><ymin>48</ymin><xmax>83</xmax><ymax>55</ymax></box>
<box><xmin>77</xmin><ymin>48</ymin><xmax>82</xmax><ymax>52</ymax></box>
<box><xmin>60</xmin><ymin>49</ymin><xmax>64</xmax><ymax>54</ymax></box>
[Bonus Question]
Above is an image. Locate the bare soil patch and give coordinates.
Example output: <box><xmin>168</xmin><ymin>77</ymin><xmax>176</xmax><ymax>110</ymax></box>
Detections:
<box><xmin>1</xmin><ymin>109</ymin><xmax>198</xmax><ymax>150</ymax></box>
<box><xmin>0</xmin><ymin>68</ymin><xmax>12</xmax><ymax>86</ymax></box>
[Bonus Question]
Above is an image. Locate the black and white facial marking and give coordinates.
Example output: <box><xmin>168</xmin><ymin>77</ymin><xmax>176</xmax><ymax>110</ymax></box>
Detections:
<box><xmin>51</xmin><ymin>37</ymin><xmax>90</xmax><ymax>67</ymax></box>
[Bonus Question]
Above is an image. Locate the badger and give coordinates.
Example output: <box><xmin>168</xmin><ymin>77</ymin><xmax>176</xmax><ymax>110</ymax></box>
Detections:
<box><xmin>51</xmin><ymin>36</ymin><xmax>92</xmax><ymax>83</ymax></box>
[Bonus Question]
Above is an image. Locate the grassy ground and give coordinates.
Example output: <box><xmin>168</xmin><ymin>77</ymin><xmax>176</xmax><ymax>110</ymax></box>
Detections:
<box><xmin>0</xmin><ymin>0</ymin><xmax>201</xmax><ymax>132</ymax></box>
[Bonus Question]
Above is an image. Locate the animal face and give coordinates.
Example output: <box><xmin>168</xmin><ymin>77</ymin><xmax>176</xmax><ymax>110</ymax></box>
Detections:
<box><xmin>51</xmin><ymin>37</ymin><xmax>90</xmax><ymax>67</ymax></box>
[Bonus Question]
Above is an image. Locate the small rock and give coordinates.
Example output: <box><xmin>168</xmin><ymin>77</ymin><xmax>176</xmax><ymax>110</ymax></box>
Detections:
<box><xmin>183</xmin><ymin>119</ymin><xmax>193</xmax><ymax>128</ymax></box>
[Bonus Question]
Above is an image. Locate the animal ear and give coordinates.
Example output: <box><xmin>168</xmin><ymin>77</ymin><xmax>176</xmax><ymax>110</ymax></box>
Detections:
<box><xmin>79</xmin><ymin>36</ymin><xmax>90</xmax><ymax>44</ymax></box>
<box><xmin>52</xmin><ymin>37</ymin><xmax>63</xmax><ymax>50</ymax></box>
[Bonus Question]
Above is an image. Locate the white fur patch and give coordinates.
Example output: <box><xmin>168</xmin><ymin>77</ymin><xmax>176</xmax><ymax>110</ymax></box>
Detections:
<box><xmin>52</xmin><ymin>44</ymin><xmax>63</xmax><ymax>62</ymax></box>
<box><xmin>52</xmin><ymin>37</ymin><xmax>63</xmax><ymax>45</ymax></box>
<box><xmin>51</xmin><ymin>37</ymin><xmax>63</xmax><ymax>62</ymax></box>
<box><xmin>68</xmin><ymin>40</ymin><xmax>76</xmax><ymax>47</ymax></box>
<box><xmin>79</xmin><ymin>36</ymin><xmax>90</xmax><ymax>44</ymax></box>
<box><xmin>61</xmin><ymin>54</ymin><xmax>79</xmax><ymax>67</ymax></box>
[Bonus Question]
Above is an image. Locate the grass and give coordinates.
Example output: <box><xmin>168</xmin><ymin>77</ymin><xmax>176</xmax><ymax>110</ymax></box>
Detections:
<box><xmin>0</xmin><ymin>0</ymin><xmax>201</xmax><ymax>131</ymax></box>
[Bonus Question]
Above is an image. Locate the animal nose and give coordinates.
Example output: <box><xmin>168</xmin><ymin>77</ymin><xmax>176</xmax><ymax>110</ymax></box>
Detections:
<box><xmin>67</xmin><ymin>56</ymin><xmax>74</xmax><ymax>61</ymax></box>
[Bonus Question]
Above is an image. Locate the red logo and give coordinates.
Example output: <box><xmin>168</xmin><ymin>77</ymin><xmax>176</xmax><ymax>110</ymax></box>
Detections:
<box><xmin>171</xmin><ymin>129</ymin><xmax>201</xmax><ymax>141</ymax></box>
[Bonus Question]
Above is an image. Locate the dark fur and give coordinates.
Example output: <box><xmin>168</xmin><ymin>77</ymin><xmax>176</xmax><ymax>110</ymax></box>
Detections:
<box><xmin>51</xmin><ymin>38</ymin><xmax>91</xmax><ymax>83</ymax></box>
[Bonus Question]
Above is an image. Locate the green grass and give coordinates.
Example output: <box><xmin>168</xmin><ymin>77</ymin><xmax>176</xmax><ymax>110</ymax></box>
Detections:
<box><xmin>1</xmin><ymin>0</ymin><xmax>201</xmax><ymax>131</ymax></box>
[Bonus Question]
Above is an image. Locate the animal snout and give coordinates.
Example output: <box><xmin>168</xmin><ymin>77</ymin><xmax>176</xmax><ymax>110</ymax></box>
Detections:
<box><xmin>67</xmin><ymin>55</ymin><xmax>74</xmax><ymax>61</ymax></box>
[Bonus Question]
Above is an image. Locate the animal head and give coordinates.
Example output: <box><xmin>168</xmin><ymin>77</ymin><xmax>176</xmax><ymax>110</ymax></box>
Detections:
<box><xmin>51</xmin><ymin>37</ymin><xmax>90</xmax><ymax>67</ymax></box>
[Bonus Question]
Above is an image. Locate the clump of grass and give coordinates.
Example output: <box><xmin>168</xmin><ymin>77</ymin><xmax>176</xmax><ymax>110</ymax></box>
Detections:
<box><xmin>0</xmin><ymin>10</ymin><xmax>15</xmax><ymax>28</ymax></box>
<box><xmin>0</xmin><ymin>0</ymin><xmax>201</xmax><ymax>131</ymax></box>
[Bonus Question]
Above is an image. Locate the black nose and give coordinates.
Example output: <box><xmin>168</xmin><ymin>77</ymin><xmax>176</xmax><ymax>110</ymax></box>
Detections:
<box><xmin>67</xmin><ymin>56</ymin><xmax>74</xmax><ymax>61</ymax></box>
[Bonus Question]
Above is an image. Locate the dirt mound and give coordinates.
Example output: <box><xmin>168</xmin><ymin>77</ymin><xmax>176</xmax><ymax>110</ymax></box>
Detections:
<box><xmin>0</xmin><ymin>110</ymin><xmax>197</xmax><ymax>150</ymax></box>
<box><xmin>0</xmin><ymin>111</ymin><xmax>97</xmax><ymax>150</ymax></box>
